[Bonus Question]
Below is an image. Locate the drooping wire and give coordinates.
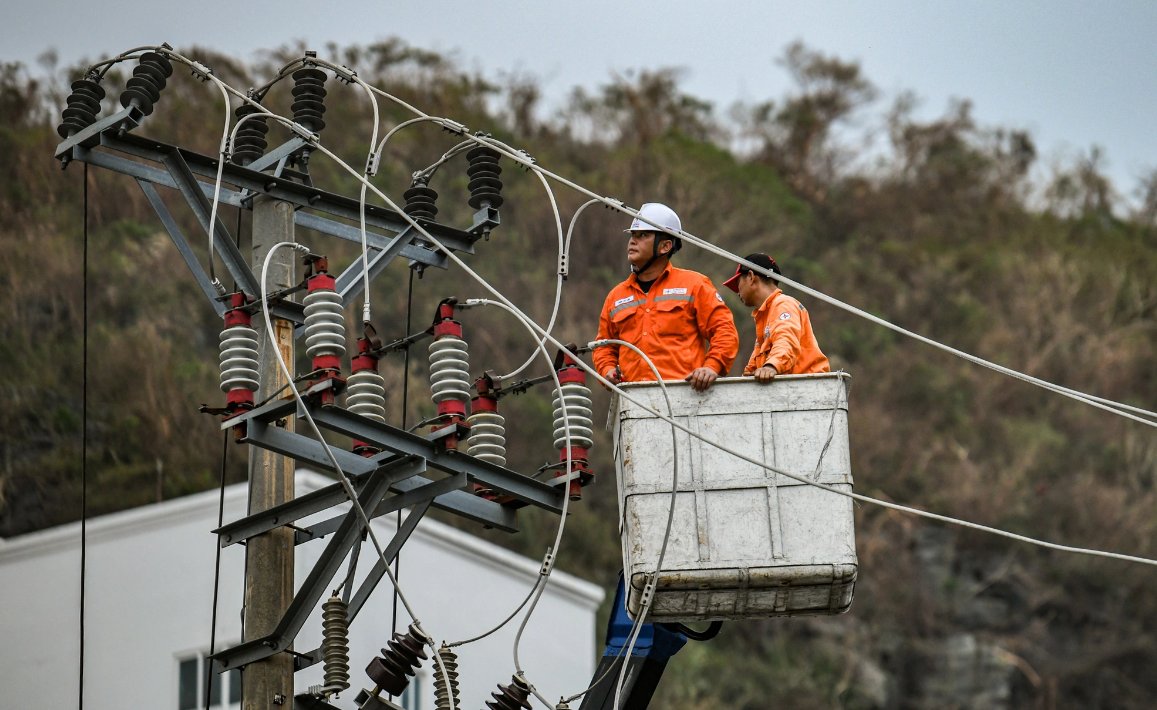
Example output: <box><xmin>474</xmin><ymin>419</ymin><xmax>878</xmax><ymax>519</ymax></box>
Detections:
<box><xmin>205</xmin><ymin>431</ymin><xmax>229</xmax><ymax>710</ymax></box>
<box><xmin>205</xmin><ymin>206</ymin><xmax>243</xmax><ymax>710</ymax></box>
<box><xmin>309</xmin><ymin>151</ymin><xmax>1157</xmax><ymax>573</ymax></box>
<box><xmin>79</xmin><ymin>161</ymin><xmax>88</xmax><ymax>710</ymax></box>
<box><xmin>393</xmin><ymin>266</ymin><xmax>415</xmax><ymax>651</ymax></box>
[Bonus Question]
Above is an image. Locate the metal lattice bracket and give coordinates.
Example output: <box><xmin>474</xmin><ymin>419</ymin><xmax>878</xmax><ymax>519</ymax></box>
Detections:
<box><xmin>207</xmin><ymin>393</ymin><xmax>566</xmax><ymax>673</ymax></box>
<box><xmin>56</xmin><ymin>101</ymin><xmax>528</xmax><ymax>679</ymax></box>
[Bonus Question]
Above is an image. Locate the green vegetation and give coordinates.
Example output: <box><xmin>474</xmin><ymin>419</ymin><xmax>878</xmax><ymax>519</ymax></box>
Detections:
<box><xmin>3</xmin><ymin>40</ymin><xmax>1157</xmax><ymax>707</ymax></box>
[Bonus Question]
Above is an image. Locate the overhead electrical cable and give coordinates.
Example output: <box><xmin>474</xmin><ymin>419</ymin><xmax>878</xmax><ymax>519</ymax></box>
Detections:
<box><xmin>78</xmin><ymin>161</ymin><xmax>89</xmax><ymax>710</ymax></box>
<box><xmin>257</xmin><ymin>241</ymin><xmax>456</xmax><ymax>710</ymax></box>
<box><xmin>300</xmin><ymin>152</ymin><xmax>1157</xmax><ymax>573</ymax></box>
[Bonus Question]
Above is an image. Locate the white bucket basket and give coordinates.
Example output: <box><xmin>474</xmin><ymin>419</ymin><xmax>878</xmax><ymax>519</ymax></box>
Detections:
<box><xmin>613</xmin><ymin>373</ymin><xmax>857</xmax><ymax>622</ymax></box>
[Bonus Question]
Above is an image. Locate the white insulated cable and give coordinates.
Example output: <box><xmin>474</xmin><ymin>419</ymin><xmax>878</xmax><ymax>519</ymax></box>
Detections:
<box><xmin>268</xmin><ymin>117</ymin><xmax>1157</xmax><ymax>571</ymax></box>
<box><xmin>257</xmin><ymin>242</ymin><xmax>454</xmax><ymax>710</ymax></box>
<box><xmin>588</xmin><ymin>339</ymin><xmax>678</xmax><ymax>710</ymax></box>
<box><xmin>501</xmin><ymin>170</ymin><xmax>566</xmax><ymax>381</ymax></box>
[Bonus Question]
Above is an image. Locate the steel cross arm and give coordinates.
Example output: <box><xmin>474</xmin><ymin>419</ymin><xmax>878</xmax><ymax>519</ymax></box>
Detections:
<box><xmin>212</xmin><ymin>461</ymin><xmax>398</xmax><ymax>673</ymax></box>
<box><xmin>336</xmin><ymin>226</ymin><xmax>419</xmax><ymax>306</ymax></box>
<box><xmin>212</xmin><ymin>450</ymin><xmax>418</xmax><ymax>547</ymax></box>
<box><xmin>161</xmin><ymin>150</ymin><xmax>260</xmax><ymax>297</ymax></box>
<box><xmin>295</xmin><ymin>495</ymin><xmax>437</xmax><ymax>673</ymax></box>
<box><xmin>75</xmin><ymin>137</ymin><xmax>457</xmax><ymax>275</ymax></box>
<box><xmin>240</xmin><ymin>418</ymin><xmax>519</xmax><ymax>532</ymax></box>
<box><xmin>137</xmin><ymin>180</ymin><xmax>226</xmax><ymax>316</ymax></box>
<box><xmin>53</xmin><ymin>104</ymin><xmax>142</xmax><ymax>157</ymax></box>
<box><xmin>244</xmin><ymin>136</ymin><xmax>309</xmax><ymax>174</ymax></box>
<box><xmin>295</xmin><ymin>470</ymin><xmax>467</xmax><ymax>545</ymax></box>
<box><xmin>293</xmin><ymin>213</ymin><xmax>450</xmax><ymax>272</ymax></box>
<box><xmin>347</xmin><ymin>496</ymin><xmax>433</xmax><ymax>621</ymax></box>
<box><xmin>308</xmin><ymin>405</ymin><xmax>568</xmax><ymax>515</ymax></box>
<box><xmin>95</xmin><ymin>130</ymin><xmax>482</xmax><ymax>249</ymax></box>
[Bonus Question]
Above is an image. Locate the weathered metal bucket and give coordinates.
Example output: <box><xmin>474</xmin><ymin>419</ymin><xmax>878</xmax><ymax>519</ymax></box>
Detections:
<box><xmin>613</xmin><ymin>373</ymin><xmax>856</xmax><ymax>621</ymax></box>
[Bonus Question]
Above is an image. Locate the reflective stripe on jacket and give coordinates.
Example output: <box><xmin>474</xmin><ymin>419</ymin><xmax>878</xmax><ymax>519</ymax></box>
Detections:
<box><xmin>595</xmin><ymin>264</ymin><xmax>739</xmax><ymax>382</ymax></box>
<box><xmin>744</xmin><ymin>288</ymin><xmax>830</xmax><ymax>375</ymax></box>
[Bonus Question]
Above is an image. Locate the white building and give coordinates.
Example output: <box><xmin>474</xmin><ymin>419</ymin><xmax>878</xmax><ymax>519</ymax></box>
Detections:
<box><xmin>0</xmin><ymin>470</ymin><xmax>605</xmax><ymax>710</ymax></box>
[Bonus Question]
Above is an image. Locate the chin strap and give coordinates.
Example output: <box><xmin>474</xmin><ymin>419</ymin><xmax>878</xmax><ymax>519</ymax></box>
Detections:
<box><xmin>632</xmin><ymin>237</ymin><xmax>669</xmax><ymax>275</ymax></box>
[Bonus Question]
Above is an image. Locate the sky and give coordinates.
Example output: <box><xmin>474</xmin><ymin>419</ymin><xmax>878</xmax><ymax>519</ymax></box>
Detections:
<box><xmin>8</xmin><ymin>0</ymin><xmax>1157</xmax><ymax>200</ymax></box>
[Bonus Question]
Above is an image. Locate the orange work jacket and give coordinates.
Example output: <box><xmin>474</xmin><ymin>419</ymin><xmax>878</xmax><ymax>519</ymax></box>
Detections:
<box><xmin>595</xmin><ymin>264</ymin><xmax>739</xmax><ymax>382</ymax></box>
<box><xmin>744</xmin><ymin>288</ymin><xmax>830</xmax><ymax>375</ymax></box>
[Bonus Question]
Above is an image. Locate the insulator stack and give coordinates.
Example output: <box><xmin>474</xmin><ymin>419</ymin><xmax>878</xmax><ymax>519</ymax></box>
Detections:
<box><xmin>365</xmin><ymin>624</ymin><xmax>428</xmax><ymax>697</ymax></box>
<box><xmin>321</xmin><ymin>596</ymin><xmax>351</xmax><ymax>695</ymax></box>
<box><xmin>291</xmin><ymin>68</ymin><xmax>328</xmax><ymax>133</ymax></box>
<box><xmin>428</xmin><ymin>300</ymin><xmax>469</xmax><ymax>449</ymax></box>
<box><xmin>552</xmin><ymin>347</ymin><xmax>595</xmax><ymax>500</ymax></box>
<box><xmin>403</xmin><ymin>182</ymin><xmax>439</xmax><ymax>222</ymax></box>
<box><xmin>219</xmin><ymin>293</ymin><xmax>259</xmax><ymax>415</ymax></box>
<box><xmin>432</xmin><ymin>646</ymin><xmax>460</xmax><ymax>710</ymax></box>
<box><xmin>485</xmin><ymin>676</ymin><xmax>532</xmax><ymax>710</ymax></box>
<box><xmin>466</xmin><ymin>147</ymin><xmax>504</xmax><ymax>210</ymax></box>
<box><xmin>349</xmin><ymin>335</ymin><xmax>386</xmax><ymax>455</ymax></box>
<box><xmin>231</xmin><ymin>103</ymin><xmax>269</xmax><ymax>166</ymax></box>
<box><xmin>118</xmin><ymin>51</ymin><xmax>173</xmax><ymax>116</ymax></box>
<box><xmin>469</xmin><ymin>374</ymin><xmax>506</xmax><ymax>469</ymax></box>
<box><xmin>57</xmin><ymin>79</ymin><xmax>105</xmax><ymax>139</ymax></box>
<box><xmin>303</xmin><ymin>256</ymin><xmax>346</xmax><ymax>405</ymax></box>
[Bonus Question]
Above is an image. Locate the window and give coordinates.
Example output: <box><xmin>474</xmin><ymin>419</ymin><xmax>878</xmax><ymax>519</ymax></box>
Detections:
<box><xmin>177</xmin><ymin>652</ymin><xmax>241</xmax><ymax>710</ymax></box>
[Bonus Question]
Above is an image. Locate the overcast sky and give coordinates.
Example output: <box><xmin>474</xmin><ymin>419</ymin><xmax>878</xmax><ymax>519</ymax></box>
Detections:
<box><xmin>8</xmin><ymin>0</ymin><xmax>1157</xmax><ymax>199</ymax></box>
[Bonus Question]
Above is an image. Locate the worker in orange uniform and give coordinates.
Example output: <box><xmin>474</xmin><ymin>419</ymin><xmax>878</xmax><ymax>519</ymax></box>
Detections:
<box><xmin>722</xmin><ymin>253</ymin><xmax>829</xmax><ymax>383</ymax></box>
<box><xmin>595</xmin><ymin>203</ymin><xmax>739</xmax><ymax>392</ymax></box>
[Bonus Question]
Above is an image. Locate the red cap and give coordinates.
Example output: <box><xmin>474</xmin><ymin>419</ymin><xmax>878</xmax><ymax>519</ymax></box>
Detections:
<box><xmin>723</xmin><ymin>253</ymin><xmax>779</xmax><ymax>293</ymax></box>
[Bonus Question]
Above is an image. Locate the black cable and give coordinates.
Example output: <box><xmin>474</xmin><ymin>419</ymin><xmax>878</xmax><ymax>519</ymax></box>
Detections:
<box><xmin>657</xmin><ymin>621</ymin><xmax>724</xmax><ymax>642</ymax></box>
<box><xmin>205</xmin><ymin>432</ymin><xmax>229</xmax><ymax>710</ymax></box>
<box><xmin>392</xmin><ymin>266</ymin><xmax>415</xmax><ymax>644</ymax></box>
<box><xmin>79</xmin><ymin>162</ymin><xmax>88</xmax><ymax>710</ymax></box>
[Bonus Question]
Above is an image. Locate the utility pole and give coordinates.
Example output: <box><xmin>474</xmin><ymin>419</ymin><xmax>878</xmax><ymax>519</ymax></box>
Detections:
<box><xmin>244</xmin><ymin>196</ymin><xmax>296</xmax><ymax>710</ymax></box>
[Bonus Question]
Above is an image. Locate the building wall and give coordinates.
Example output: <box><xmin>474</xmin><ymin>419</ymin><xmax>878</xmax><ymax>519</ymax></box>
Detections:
<box><xmin>0</xmin><ymin>471</ymin><xmax>604</xmax><ymax>710</ymax></box>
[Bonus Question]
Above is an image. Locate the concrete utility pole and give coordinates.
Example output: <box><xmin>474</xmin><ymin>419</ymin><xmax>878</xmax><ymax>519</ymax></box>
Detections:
<box><xmin>244</xmin><ymin>196</ymin><xmax>296</xmax><ymax>710</ymax></box>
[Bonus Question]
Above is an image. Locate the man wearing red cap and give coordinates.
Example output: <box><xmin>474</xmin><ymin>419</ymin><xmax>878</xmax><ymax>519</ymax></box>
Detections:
<box><xmin>723</xmin><ymin>253</ymin><xmax>829</xmax><ymax>383</ymax></box>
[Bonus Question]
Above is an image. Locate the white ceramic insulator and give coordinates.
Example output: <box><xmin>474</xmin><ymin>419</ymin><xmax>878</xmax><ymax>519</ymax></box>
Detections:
<box><xmin>553</xmin><ymin>383</ymin><xmax>594</xmax><ymax>450</ymax></box>
<box><xmin>346</xmin><ymin>369</ymin><xmax>386</xmax><ymax>422</ymax></box>
<box><xmin>219</xmin><ymin>325</ymin><xmax>260</xmax><ymax>393</ymax></box>
<box><xmin>466</xmin><ymin>411</ymin><xmax>506</xmax><ymax>466</ymax></box>
<box><xmin>429</xmin><ymin>336</ymin><xmax>470</xmax><ymax>404</ymax></box>
<box><xmin>304</xmin><ymin>289</ymin><xmax>347</xmax><ymax>360</ymax></box>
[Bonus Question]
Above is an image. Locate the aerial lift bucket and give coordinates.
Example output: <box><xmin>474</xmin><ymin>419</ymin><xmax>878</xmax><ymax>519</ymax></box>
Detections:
<box><xmin>613</xmin><ymin>373</ymin><xmax>857</xmax><ymax>621</ymax></box>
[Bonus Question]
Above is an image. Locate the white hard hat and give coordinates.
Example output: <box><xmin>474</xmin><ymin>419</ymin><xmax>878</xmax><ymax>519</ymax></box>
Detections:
<box><xmin>625</xmin><ymin>202</ymin><xmax>682</xmax><ymax>235</ymax></box>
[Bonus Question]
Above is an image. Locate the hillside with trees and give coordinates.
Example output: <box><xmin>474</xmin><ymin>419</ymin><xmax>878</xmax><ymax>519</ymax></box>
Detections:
<box><xmin>3</xmin><ymin>40</ymin><xmax>1157</xmax><ymax>708</ymax></box>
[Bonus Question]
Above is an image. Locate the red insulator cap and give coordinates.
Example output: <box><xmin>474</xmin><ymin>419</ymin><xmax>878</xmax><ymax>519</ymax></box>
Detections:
<box><xmin>226</xmin><ymin>389</ymin><xmax>254</xmax><ymax>406</ymax></box>
<box><xmin>557</xmin><ymin>367</ymin><xmax>586</xmax><ymax>384</ymax></box>
<box><xmin>559</xmin><ymin>446</ymin><xmax>589</xmax><ymax>463</ymax></box>
<box><xmin>312</xmin><ymin>354</ymin><xmax>341</xmax><ymax>372</ymax></box>
<box><xmin>471</xmin><ymin>394</ymin><xmax>499</xmax><ymax>413</ymax></box>
<box><xmin>224</xmin><ymin>293</ymin><xmax>252</xmax><ymax>328</ymax></box>
<box><xmin>307</xmin><ymin>273</ymin><xmax>336</xmax><ymax>292</ymax></box>
<box><xmin>438</xmin><ymin>399</ymin><xmax>466</xmax><ymax>417</ymax></box>
<box><xmin>352</xmin><ymin>337</ymin><xmax>378</xmax><ymax>373</ymax></box>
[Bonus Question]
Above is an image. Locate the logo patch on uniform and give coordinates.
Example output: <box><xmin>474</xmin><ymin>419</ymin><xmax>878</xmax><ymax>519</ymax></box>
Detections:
<box><xmin>715</xmin><ymin>292</ymin><xmax>723</xmax><ymax>302</ymax></box>
<box><xmin>779</xmin><ymin>312</ymin><xmax>791</xmax><ymax>321</ymax></box>
<box><xmin>663</xmin><ymin>287</ymin><xmax>688</xmax><ymax>295</ymax></box>
<box><xmin>613</xmin><ymin>295</ymin><xmax>635</xmax><ymax>307</ymax></box>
